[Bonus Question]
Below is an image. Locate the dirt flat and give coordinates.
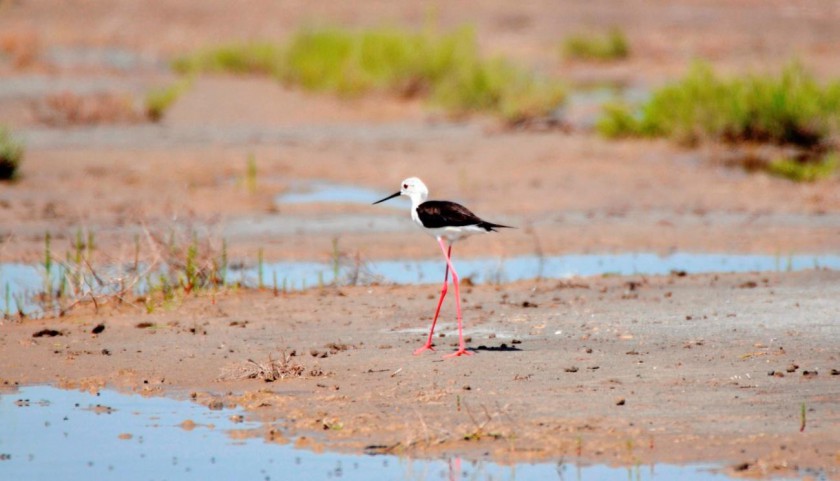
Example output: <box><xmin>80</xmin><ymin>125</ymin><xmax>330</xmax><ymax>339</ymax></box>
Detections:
<box><xmin>1</xmin><ymin>1</ymin><xmax>840</xmax><ymax>479</ymax></box>
<box><xmin>1</xmin><ymin>270</ymin><xmax>839</xmax><ymax>477</ymax></box>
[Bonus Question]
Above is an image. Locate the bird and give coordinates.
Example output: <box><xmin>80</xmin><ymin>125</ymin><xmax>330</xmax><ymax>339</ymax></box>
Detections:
<box><xmin>373</xmin><ymin>177</ymin><xmax>512</xmax><ymax>358</ymax></box>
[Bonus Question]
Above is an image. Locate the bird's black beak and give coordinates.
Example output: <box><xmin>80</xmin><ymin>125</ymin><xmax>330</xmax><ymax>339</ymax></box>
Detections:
<box><xmin>372</xmin><ymin>191</ymin><xmax>401</xmax><ymax>205</ymax></box>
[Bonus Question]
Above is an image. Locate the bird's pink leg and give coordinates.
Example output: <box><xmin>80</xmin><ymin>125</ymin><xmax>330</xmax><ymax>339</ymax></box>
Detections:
<box><xmin>414</xmin><ymin>245</ymin><xmax>451</xmax><ymax>355</ymax></box>
<box><xmin>437</xmin><ymin>238</ymin><xmax>472</xmax><ymax>358</ymax></box>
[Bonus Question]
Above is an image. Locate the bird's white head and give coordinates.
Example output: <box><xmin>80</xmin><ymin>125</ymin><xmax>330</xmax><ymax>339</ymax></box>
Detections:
<box><xmin>373</xmin><ymin>176</ymin><xmax>428</xmax><ymax>206</ymax></box>
<box><xmin>399</xmin><ymin>177</ymin><xmax>428</xmax><ymax>202</ymax></box>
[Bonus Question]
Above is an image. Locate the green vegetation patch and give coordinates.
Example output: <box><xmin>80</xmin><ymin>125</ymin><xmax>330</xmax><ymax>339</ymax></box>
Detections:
<box><xmin>766</xmin><ymin>153</ymin><xmax>839</xmax><ymax>182</ymax></box>
<box><xmin>598</xmin><ymin>63</ymin><xmax>840</xmax><ymax>146</ymax></box>
<box><xmin>174</xmin><ymin>26</ymin><xmax>565</xmax><ymax>122</ymax></box>
<box><xmin>145</xmin><ymin>77</ymin><xmax>193</xmax><ymax>122</ymax></box>
<box><xmin>562</xmin><ymin>29</ymin><xmax>629</xmax><ymax>61</ymax></box>
<box><xmin>0</xmin><ymin>127</ymin><xmax>23</xmax><ymax>181</ymax></box>
<box><xmin>597</xmin><ymin>63</ymin><xmax>840</xmax><ymax>181</ymax></box>
<box><xmin>173</xmin><ymin>42</ymin><xmax>283</xmax><ymax>76</ymax></box>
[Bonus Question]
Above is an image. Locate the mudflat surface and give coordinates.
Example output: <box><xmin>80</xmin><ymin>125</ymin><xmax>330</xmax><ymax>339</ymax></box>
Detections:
<box><xmin>1</xmin><ymin>1</ymin><xmax>839</xmax><ymax>479</ymax></box>
<box><xmin>1</xmin><ymin>271</ymin><xmax>839</xmax><ymax>478</ymax></box>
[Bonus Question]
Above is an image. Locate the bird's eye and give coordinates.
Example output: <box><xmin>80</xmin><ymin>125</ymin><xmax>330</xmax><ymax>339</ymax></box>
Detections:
<box><xmin>403</xmin><ymin>184</ymin><xmax>408</xmax><ymax>189</ymax></box>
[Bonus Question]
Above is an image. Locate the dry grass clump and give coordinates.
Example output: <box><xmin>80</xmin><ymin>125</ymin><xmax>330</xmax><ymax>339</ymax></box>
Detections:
<box><xmin>33</xmin><ymin>92</ymin><xmax>144</xmax><ymax>126</ymax></box>
<box><xmin>218</xmin><ymin>351</ymin><xmax>324</xmax><ymax>382</ymax></box>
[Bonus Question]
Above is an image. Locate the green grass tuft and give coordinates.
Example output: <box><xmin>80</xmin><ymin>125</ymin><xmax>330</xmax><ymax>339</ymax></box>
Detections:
<box><xmin>598</xmin><ymin>62</ymin><xmax>840</xmax><ymax>147</ymax></box>
<box><xmin>594</xmin><ymin>101</ymin><xmax>641</xmax><ymax>138</ymax></box>
<box><xmin>767</xmin><ymin>153</ymin><xmax>839</xmax><ymax>182</ymax></box>
<box><xmin>597</xmin><ymin>62</ymin><xmax>840</xmax><ymax>181</ymax></box>
<box><xmin>173</xmin><ymin>42</ymin><xmax>283</xmax><ymax>76</ymax></box>
<box><xmin>145</xmin><ymin>77</ymin><xmax>193</xmax><ymax>121</ymax></box>
<box><xmin>433</xmin><ymin>55</ymin><xmax>566</xmax><ymax>122</ymax></box>
<box><xmin>562</xmin><ymin>29</ymin><xmax>630</xmax><ymax>61</ymax></box>
<box><xmin>174</xmin><ymin>26</ymin><xmax>565</xmax><ymax>122</ymax></box>
<box><xmin>0</xmin><ymin>127</ymin><xmax>24</xmax><ymax>181</ymax></box>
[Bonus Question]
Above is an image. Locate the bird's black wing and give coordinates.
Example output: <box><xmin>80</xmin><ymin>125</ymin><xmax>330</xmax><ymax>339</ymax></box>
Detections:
<box><xmin>416</xmin><ymin>201</ymin><xmax>485</xmax><ymax>228</ymax></box>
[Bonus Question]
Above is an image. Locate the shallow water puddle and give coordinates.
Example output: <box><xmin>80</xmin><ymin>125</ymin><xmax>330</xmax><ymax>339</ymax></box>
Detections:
<box><xmin>2</xmin><ymin>252</ymin><xmax>838</xmax><ymax>315</ymax></box>
<box><xmin>0</xmin><ymin>386</ymin><xmax>769</xmax><ymax>481</ymax></box>
<box><xmin>275</xmin><ymin>180</ymin><xmax>409</xmax><ymax>208</ymax></box>
<box><xmin>244</xmin><ymin>252</ymin><xmax>840</xmax><ymax>290</ymax></box>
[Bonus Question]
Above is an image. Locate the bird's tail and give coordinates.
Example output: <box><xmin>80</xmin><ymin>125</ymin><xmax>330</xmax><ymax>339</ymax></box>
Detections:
<box><xmin>478</xmin><ymin>221</ymin><xmax>514</xmax><ymax>232</ymax></box>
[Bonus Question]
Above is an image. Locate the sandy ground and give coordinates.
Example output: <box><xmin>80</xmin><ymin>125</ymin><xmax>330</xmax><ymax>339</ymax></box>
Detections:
<box><xmin>1</xmin><ymin>0</ymin><xmax>840</xmax><ymax>478</ymax></box>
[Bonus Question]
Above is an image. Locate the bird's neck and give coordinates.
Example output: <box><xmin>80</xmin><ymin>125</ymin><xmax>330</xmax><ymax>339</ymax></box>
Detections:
<box><xmin>408</xmin><ymin>194</ymin><xmax>426</xmax><ymax>226</ymax></box>
<box><xmin>408</xmin><ymin>193</ymin><xmax>426</xmax><ymax>209</ymax></box>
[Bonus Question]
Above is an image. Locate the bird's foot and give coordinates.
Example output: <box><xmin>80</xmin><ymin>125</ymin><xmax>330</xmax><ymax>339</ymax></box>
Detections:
<box><xmin>443</xmin><ymin>348</ymin><xmax>473</xmax><ymax>358</ymax></box>
<box><xmin>413</xmin><ymin>344</ymin><xmax>435</xmax><ymax>355</ymax></box>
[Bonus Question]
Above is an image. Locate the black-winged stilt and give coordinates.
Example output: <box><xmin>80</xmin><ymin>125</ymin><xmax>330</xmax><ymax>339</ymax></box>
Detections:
<box><xmin>373</xmin><ymin>177</ymin><xmax>512</xmax><ymax>358</ymax></box>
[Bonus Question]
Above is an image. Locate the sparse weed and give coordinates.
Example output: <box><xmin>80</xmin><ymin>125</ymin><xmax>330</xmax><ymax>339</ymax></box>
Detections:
<box><xmin>174</xmin><ymin>26</ymin><xmax>565</xmax><ymax>122</ymax></box>
<box><xmin>800</xmin><ymin>402</ymin><xmax>807</xmax><ymax>432</ymax></box>
<box><xmin>562</xmin><ymin>28</ymin><xmax>630</xmax><ymax>61</ymax></box>
<box><xmin>57</xmin><ymin>266</ymin><xmax>67</xmax><ymax>299</ymax></box>
<box><xmin>43</xmin><ymin>232</ymin><xmax>53</xmax><ymax>299</ymax></box>
<box><xmin>246</xmin><ymin>153</ymin><xmax>257</xmax><ymax>193</ymax></box>
<box><xmin>145</xmin><ymin>77</ymin><xmax>193</xmax><ymax>121</ymax></box>
<box><xmin>331</xmin><ymin>238</ymin><xmax>341</xmax><ymax>282</ymax></box>
<box><xmin>173</xmin><ymin>42</ymin><xmax>283</xmax><ymax>76</ymax></box>
<box><xmin>86</xmin><ymin>231</ymin><xmax>95</xmax><ymax>258</ymax></box>
<box><xmin>183</xmin><ymin>236</ymin><xmax>199</xmax><ymax>293</ymax></box>
<box><xmin>144</xmin><ymin>277</ymin><xmax>156</xmax><ymax>314</ymax></box>
<box><xmin>73</xmin><ymin>228</ymin><xmax>85</xmax><ymax>265</ymax></box>
<box><xmin>257</xmin><ymin>248</ymin><xmax>264</xmax><ymax>289</ymax></box>
<box><xmin>6</xmin><ymin>225</ymin><xmax>389</xmax><ymax>319</ymax></box>
<box><xmin>6</xmin><ymin>226</ymin><xmax>242</xmax><ymax>319</ymax></box>
<box><xmin>327</xmin><ymin>240</ymin><xmax>377</xmax><ymax>286</ymax></box>
<box><xmin>0</xmin><ymin>127</ymin><xmax>24</xmax><ymax>181</ymax></box>
<box><xmin>159</xmin><ymin>274</ymin><xmax>174</xmax><ymax>304</ymax></box>
<box><xmin>219</xmin><ymin>239</ymin><xmax>228</xmax><ymax>286</ymax></box>
<box><xmin>43</xmin><ymin>231</ymin><xmax>52</xmax><ymax>276</ymax></box>
<box><xmin>4</xmin><ymin>283</ymin><xmax>10</xmax><ymax>319</ymax></box>
<box><xmin>133</xmin><ymin>234</ymin><xmax>141</xmax><ymax>272</ymax></box>
<box><xmin>767</xmin><ymin>152</ymin><xmax>838</xmax><ymax>182</ymax></box>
